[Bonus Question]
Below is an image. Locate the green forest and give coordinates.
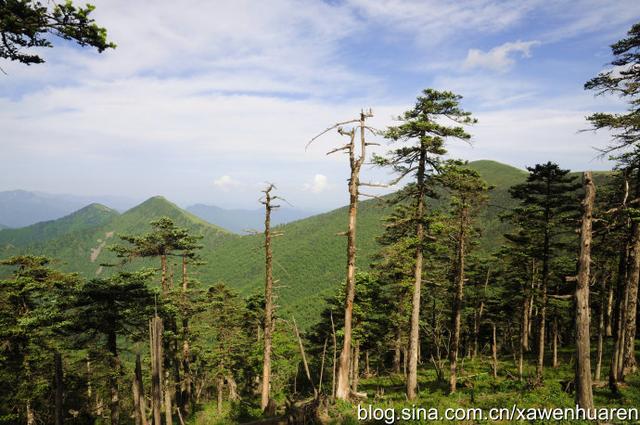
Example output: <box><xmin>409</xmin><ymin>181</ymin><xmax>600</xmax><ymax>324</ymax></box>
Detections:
<box><xmin>2</xmin><ymin>3</ymin><xmax>640</xmax><ymax>425</ymax></box>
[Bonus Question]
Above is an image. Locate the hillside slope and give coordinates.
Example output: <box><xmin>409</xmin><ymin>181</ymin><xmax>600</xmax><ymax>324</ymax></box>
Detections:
<box><xmin>0</xmin><ymin>204</ymin><xmax>119</xmax><ymax>250</ymax></box>
<box><xmin>0</xmin><ymin>161</ymin><xmax>528</xmax><ymax>326</ymax></box>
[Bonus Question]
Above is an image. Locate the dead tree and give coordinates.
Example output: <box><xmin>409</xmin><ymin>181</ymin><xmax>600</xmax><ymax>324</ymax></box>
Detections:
<box><xmin>260</xmin><ymin>184</ymin><xmax>284</xmax><ymax>412</ymax></box>
<box><xmin>150</xmin><ymin>315</ymin><xmax>163</xmax><ymax>425</ymax></box>
<box><xmin>575</xmin><ymin>171</ymin><xmax>595</xmax><ymax>410</ymax></box>
<box><xmin>306</xmin><ymin>109</ymin><xmax>376</xmax><ymax>400</ymax></box>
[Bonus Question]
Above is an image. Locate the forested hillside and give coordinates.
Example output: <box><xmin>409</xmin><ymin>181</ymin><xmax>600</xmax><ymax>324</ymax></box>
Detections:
<box><xmin>0</xmin><ymin>160</ymin><xmax>525</xmax><ymax>326</ymax></box>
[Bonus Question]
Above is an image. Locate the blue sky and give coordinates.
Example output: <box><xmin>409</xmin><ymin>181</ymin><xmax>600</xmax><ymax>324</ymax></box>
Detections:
<box><xmin>0</xmin><ymin>0</ymin><xmax>638</xmax><ymax>210</ymax></box>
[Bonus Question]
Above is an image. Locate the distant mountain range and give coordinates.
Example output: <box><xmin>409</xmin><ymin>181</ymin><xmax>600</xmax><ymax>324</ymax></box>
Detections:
<box><xmin>186</xmin><ymin>204</ymin><xmax>314</xmax><ymax>233</ymax></box>
<box><xmin>0</xmin><ymin>189</ymin><xmax>313</xmax><ymax>232</ymax></box>
<box><xmin>0</xmin><ymin>190</ymin><xmax>137</xmax><ymax>228</ymax></box>
<box><xmin>0</xmin><ymin>161</ymin><xmax>537</xmax><ymax>326</ymax></box>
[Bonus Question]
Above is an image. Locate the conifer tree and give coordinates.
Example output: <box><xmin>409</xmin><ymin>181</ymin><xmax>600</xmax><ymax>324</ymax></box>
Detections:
<box><xmin>436</xmin><ymin>162</ymin><xmax>489</xmax><ymax>393</ymax></box>
<box><xmin>375</xmin><ymin>89</ymin><xmax>476</xmax><ymax>399</ymax></box>
<box><xmin>585</xmin><ymin>22</ymin><xmax>640</xmax><ymax>377</ymax></box>
<box><xmin>507</xmin><ymin>162</ymin><xmax>579</xmax><ymax>382</ymax></box>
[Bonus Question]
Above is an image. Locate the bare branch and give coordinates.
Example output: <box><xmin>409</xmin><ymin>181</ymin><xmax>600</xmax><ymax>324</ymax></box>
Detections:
<box><xmin>305</xmin><ymin>119</ymin><xmax>360</xmax><ymax>150</ymax></box>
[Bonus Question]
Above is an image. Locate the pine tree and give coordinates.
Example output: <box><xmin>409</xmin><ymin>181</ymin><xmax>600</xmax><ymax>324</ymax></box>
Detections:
<box><xmin>436</xmin><ymin>162</ymin><xmax>490</xmax><ymax>393</ymax></box>
<box><xmin>585</xmin><ymin>22</ymin><xmax>640</xmax><ymax>377</ymax></box>
<box><xmin>374</xmin><ymin>89</ymin><xmax>476</xmax><ymax>399</ymax></box>
<box><xmin>507</xmin><ymin>162</ymin><xmax>580</xmax><ymax>382</ymax></box>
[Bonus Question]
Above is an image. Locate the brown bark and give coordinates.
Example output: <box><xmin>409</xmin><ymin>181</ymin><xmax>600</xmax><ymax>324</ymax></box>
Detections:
<box><xmin>351</xmin><ymin>342</ymin><xmax>360</xmax><ymax>393</ymax></box>
<box><xmin>575</xmin><ymin>171</ymin><xmax>594</xmax><ymax>410</ymax></box>
<box><xmin>164</xmin><ymin>369</ymin><xmax>173</xmax><ymax>425</ymax></box>
<box><xmin>150</xmin><ymin>316</ymin><xmax>163</xmax><ymax>425</ymax></box>
<box><xmin>606</xmin><ymin>279</ymin><xmax>614</xmax><ymax>337</ymax></box>
<box><xmin>449</xmin><ymin>206</ymin><xmax>467</xmax><ymax>393</ymax></box>
<box><xmin>133</xmin><ymin>354</ymin><xmax>148</xmax><ymax>425</ymax></box>
<box><xmin>216</xmin><ymin>377</ymin><xmax>224</xmax><ymax>414</ymax></box>
<box><xmin>261</xmin><ymin>184</ymin><xmax>277</xmax><ymax>411</ymax></box>
<box><xmin>330</xmin><ymin>312</ymin><xmax>337</xmax><ymax>400</ymax></box>
<box><xmin>334</xmin><ymin>111</ymin><xmax>371</xmax><ymax>400</ymax></box>
<box><xmin>595</xmin><ymin>275</ymin><xmax>606</xmax><ymax>382</ymax></box>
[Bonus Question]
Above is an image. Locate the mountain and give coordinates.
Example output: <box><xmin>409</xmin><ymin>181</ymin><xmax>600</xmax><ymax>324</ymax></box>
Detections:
<box><xmin>187</xmin><ymin>204</ymin><xmax>314</xmax><ymax>233</ymax></box>
<box><xmin>0</xmin><ymin>190</ymin><xmax>137</xmax><ymax>228</ymax></box>
<box><xmin>0</xmin><ymin>203</ymin><xmax>119</xmax><ymax>249</ymax></box>
<box><xmin>0</xmin><ymin>196</ymin><xmax>234</xmax><ymax>278</ymax></box>
<box><xmin>0</xmin><ymin>161</ymin><xmax>532</xmax><ymax>326</ymax></box>
<box><xmin>0</xmin><ymin>224</ymin><xmax>7</xmax><ymax>230</ymax></box>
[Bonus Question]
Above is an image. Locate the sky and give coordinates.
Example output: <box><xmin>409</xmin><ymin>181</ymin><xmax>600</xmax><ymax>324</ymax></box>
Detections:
<box><xmin>1</xmin><ymin>0</ymin><xmax>639</xmax><ymax>211</ymax></box>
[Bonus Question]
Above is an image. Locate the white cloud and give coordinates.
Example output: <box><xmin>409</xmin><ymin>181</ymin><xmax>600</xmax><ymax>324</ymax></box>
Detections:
<box><xmin>347</xmin><ymin>0</ymin><xmax>537</xmax><ymax>45</ymax></box>
<box><xmin>213</xmin><ymin>175</ymin><xmax>241</xmax><ymax>191</ymax></box>
<box><xmin>464</xmin><ymin>40</ymin><xmax>540</xmax><ymax>73</ymax></box>
<box><xmin>303</xmin><ymin>174</ymin><xmax>329</xmax><ymax>193</ymax></box>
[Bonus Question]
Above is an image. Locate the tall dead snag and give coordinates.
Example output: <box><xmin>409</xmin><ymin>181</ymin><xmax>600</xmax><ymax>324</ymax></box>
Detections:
<box><xmin>575</xmin><ymin>171</ymin><xmax>595</xmax><ymax>410</ymax></box>
<box><xmin>260</xmin><ymin>184</ymin><xmax>283</xmax><ymax>412</ymax></box>
<box><xmin>54</xmin><ymin>352</ymin><xmax>63</xmax><ymax>425</ymax></box>
<box><xmin>307</xmin><ymin>109</ymin><xmax>375</xmax><ymax>400</ymax></box>
<box><xmin>150</xmin><ymin>315</ymin><xmax>163</xmax><ymax>425</ymax></box>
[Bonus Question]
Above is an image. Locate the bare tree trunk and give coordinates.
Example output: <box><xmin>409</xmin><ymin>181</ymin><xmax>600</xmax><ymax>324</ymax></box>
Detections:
<box><xmin>54</xmin><ymin>352</ymin><xmax>64</xmax><ymax>425</ymax></box>
<box><xmin>319</xmin><ymin>338</ymin><xmax>328</xmax><ymax>393</ymax></box>
<box><xmin>536</xmin><ymin>208</ymin><xmax>552</xmax><ymax>383</ymax></box>
<box><xmin>164</xmin><ymin>369</ymin><xmax>173</xmax><ymax>425</ymax></box>
<box><xmin>133</xmin><ymin>354</ymin><xmax>148</xmax><ymax>425</ymax></box>
<box><xmin>226</xmin><ymin>375</ymin><xmax>238</xmax><ymax>401</ymax></box>
<box><xmin>107</xmin><ymin>331</ymin><xmax>121</xmax><ymax>425</ymax></box>
<box><xmin>403</xmin><ymin>345</ymin><xmax>408</xmax><ymax>377</ymax></box>
<box><xmin>575</xmin><ymin>171</ymin><xmax>595</xmax><ymax>410</ymax></box>
<box><xmin>407</xmin><ymin>144</ymin><xmax>428</xmax><ymax>400</ymax></box>
<box><xmin>26</xmin><ymin>401</ymin><xmax>35</xmax><ymax>425</ymax></box>
<box><xmin>622</xmin><ymin>218</ymin><xmax>640</xmax><ymax>377</ymax></box>
<box><xmin>595</xmin><ymin>275</ymin><xmax>606</xmax><ymax>382</ymax></box>
<box><xmin>150</xmin><ymin>316</ymin><xmax>163</xmax><ymax>425</ymax></box>
<box><xmin>351</xmin><ymin>342</ymin><xmax>360</xmax><ymax>393</ymax></box>
<box><xmin>216</xmin><ymin>377</ymin><xmax>224</xmax><ymax>414</ymax></box>
<box><xmin>335</xmin><ymin>112</ymin><xmax>371</xmax><ymax>400</ymax></box>
<box><xmin>449</xmin><ymin>207</ymin><xmax>467</xmax><ymax>393</ymax></box>
<box><xmin>330</xmin><ymin>312</ymin><xmax>337</xmax><ymax>401</ymax></box>
<box><xmin>261</xmin><ymin>184</ymin><xmax>278</xmax><ymax>411</ymax></box>
<box><xmin>293</xmin><ymin>317</ymin><xmax>317</xmax><ymax>397</ymax></box>
<box><xmin>492</xmin><ymin>323</ymin><xmax>498</xmax><ymax>379</ymax></box>
<box><xmin>606</xmin><ymin>278</ymin><xmax>614</xmax><ymax>337</ymax></box>
<box><xmin>365</xmin><ymin>350</ymin><xmax>370</xmax><ymax>377</ymax></box>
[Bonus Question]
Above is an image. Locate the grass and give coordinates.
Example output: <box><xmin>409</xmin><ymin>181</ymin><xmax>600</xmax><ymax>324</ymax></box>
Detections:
<box><xmin>188</xmin><ymin>343</ymin><xmax>640</xmax><ymax>424</ymax></box>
